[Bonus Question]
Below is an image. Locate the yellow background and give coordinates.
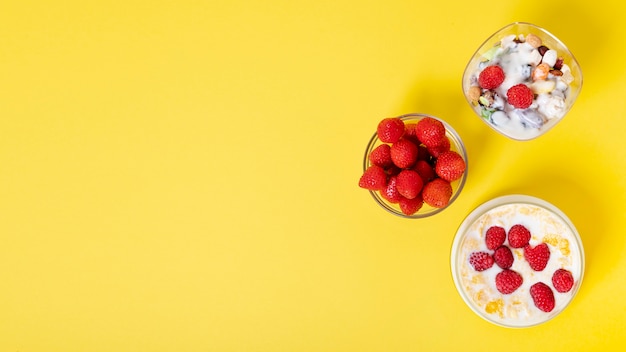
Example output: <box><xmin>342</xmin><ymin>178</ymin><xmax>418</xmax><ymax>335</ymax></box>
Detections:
<box><xmin>1</xmin><ymin>0</ymin><xmax>625</xmax><ymax>350</ymax></box>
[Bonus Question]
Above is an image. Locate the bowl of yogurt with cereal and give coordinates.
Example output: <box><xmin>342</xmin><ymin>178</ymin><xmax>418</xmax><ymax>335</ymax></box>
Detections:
<box><xmin>462</xmin><ymin>22</ymin><xmax>583</xmax><ymax>141</ymax></box>
<box><xmin>450</xmin><ymin>194</ymin><xmax>585</xmax><ymax>328</ymax></box>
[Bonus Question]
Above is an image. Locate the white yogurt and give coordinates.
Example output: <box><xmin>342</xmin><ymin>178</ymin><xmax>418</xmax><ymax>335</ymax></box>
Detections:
<box><xmin>451</xmin><ymin>195</ymin><xmax>584</xmax><ymax>328</ymax></box>
<box><xmin>467</xmin><ymin>34</ymin><xmax>575</xmax><ymax>140</ymax></box>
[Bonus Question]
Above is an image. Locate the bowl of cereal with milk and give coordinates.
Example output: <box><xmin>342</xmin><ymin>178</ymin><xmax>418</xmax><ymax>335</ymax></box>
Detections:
<box><xmin>462</xmin><ymin>22</ymin><xmax>583</xmax><ymax>141</ymax></box>
<box><xmin>450</xmin><ymin>195</ymin><xmax>584</xmax><ymax>328</ymax></box>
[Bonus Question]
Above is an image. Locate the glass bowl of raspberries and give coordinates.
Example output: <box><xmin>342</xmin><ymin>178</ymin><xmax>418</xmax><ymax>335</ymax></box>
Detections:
<box><xmin>450</xmin><ymin>194</ymin><xmax>585</xmax><ymax>328</ymax></box>
<box><xmin>358</xmin><ymin>113</ymin><xmax>468</xmax><ymax>218</ymax></box>
<box><xmin>462</xmin><ymin>22</ymin><xmax>583</xmax><ymax>141</ymax></box>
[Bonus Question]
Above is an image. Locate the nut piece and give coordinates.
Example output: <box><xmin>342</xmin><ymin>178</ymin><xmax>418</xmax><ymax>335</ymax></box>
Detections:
<box><xmin>549</xmin><ymin>69</ymin><xmax>563</xmax><ymax>77</ymax></box>
<box><xmin>468</xmin><ymin>86</ymin><xmax>482</xmax><ymax>103</ymax></box>
<box><xmin>479</xmin><ymin>90</ymin><xmax>494</xmax><ymax>107</ymax></box>
<box><xmin>561</xmin><ymin>70</ymin><xmax>574</xmax><ymax>84</ymax></box>
<box><xmin>532</xmin><ymin>63</ymin><xmax>550</xmax><ymax>81</ymax></box>
<box><xmin>554</xmin><ymin>57</ymin><xmax>564</xmax><ymax>70</ymax></box>
<box><xmin>525</xmin><ymin>33</ymin><xmax>542</xmax><ymax>48</ymax></box>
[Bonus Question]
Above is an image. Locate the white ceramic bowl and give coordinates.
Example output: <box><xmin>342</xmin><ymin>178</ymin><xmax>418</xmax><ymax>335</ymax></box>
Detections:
<box><xmin>450</xmin><ymin>194</ymin><xmax>584</xmax><ymax>327</ymax></box>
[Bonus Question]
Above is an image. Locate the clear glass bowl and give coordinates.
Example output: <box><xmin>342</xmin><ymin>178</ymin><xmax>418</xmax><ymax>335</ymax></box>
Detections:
<box><xmin>462</xmin><ymin>22</ymin><xmax>583</xmax><ymax>141</ymax></box>
<box><xmin>450</xmin><ymin>194</ymin><xmax>585</xmax><ymax>328</ymax></box>
<box><xmin>362</xmin><ymin>113</ymin><xmax>468</xmax><ymax>218</ymax></box>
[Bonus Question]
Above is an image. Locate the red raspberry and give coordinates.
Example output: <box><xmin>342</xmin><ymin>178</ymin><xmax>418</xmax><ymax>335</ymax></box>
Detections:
<box><xmin>435</xmin><ymin>150</ymin><xmax>466</xmax><ymax>182</ymax></box>
<box><xmin>507</xmin><ymin>84</ymin><xmax>534</xmax><ymax>109</ymax></box>
<box><xmin>426</xmin><ymin>137</ymin><xmax>450</xmax><ymax>158</ymax></box>
<box><xmin>403</xmin><ymin>122</ymin><xmax>420</xmax><ymax>145</ymax></box>
<box><xmin>416</xmin><ymin>145</ymin><xmax>432</xmax><ymax>162</ymax></box>
<box><xmin>478</xmin><ymin>65</ymin><xmax>505</xmax><ymax>89</ymax></box>
<box><xmin>485</xmin><ymin>226</ymin><xmax>506</xmax><ymax>250</ymax></box>
<box><xmin>524</xmin><ymin>243</ymin><xmax>551</xmax><ymax>271</ymax></box>
<box><xmin>413</xmin><ymin>160</ymin><xmax>435</xmax><ymax>183</ymax></box>
<box><xmin>493</xmin><ymin>245</ymin><xmax>514</xmax><ymax>269</ymax></box>
<box><xmin>379</xmin><ymin>175</ymin><xmax>402</xmax><ymax>204</ymax></box>
<box><xmin>469</xmin><ymin>251</ymin><xmax>494</xmax><ymax>272</ymax></box>
<box><xmin>385</xmin><ymin>165</ymin><xmax>402</xmax><ymax>177</ymax></box>
<box><xmin>552</xmin><ymin>268</ymin><xmax>575</xmax><ymax>293</ymax></box>
<box><xmin>369</xmin><ymin>144</ymin><xmax>393</xmax><ymax>168</ymax></box>
<box><xmin>530</xmin><ymin>282</ymin><xmax>555</xmax><ymax>312</ymax></box>
<box><xmin>495</xmin><ymin>269</ymin><xmax>523</xmax><ymax>294</ymax></box>
<box><xmin>358</xmin><ymin>165</ymin><xmax>387</xmax><ymax>191</ymax></box>
<box><xmin>377</xmin><ymin>117</ymin><xmax>405</xmax><ymax>143</ymax></box>
<box><xmin>508</xmin><ymin>224</ymin><xmax>531</xmax><ymax>248</ymax></box>
<box><xmin>416</xmin><ymin>117</ymin><xmax>446</xmax><ymax>148</ymax></box>
<box><xmin>395</xmin><ymin>169</ymin><xmax>423</xmax><ymax>200</ymax></box>
<box><xmin>390</xmin><ymin>139</ymin><xmax>418</xmax><ymax>168</ymax></box>
<box><xmin>399</xmin><ymin>194</ymin><xmax>423</xmax><ymax>216</ymax></box>
<box><xmin>421</xmin><ymin>178</ymin><xmax>453</xmax><ymax>208</ymax></box>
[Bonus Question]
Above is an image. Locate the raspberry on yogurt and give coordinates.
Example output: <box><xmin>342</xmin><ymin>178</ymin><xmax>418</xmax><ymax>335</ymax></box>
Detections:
<box><xmin>465</xmin><ymin>31</ymin><xmax>578</xmax><ymax>140</ymax></box>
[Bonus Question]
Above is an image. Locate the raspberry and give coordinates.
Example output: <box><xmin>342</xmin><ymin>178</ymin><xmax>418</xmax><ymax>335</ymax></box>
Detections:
<box><xmin>435</xmin><ymin>150</ymin><xmax>466</xmax><ymax>182</ymax></box>
<box><xmin>478</xmin><ymin>65</ymin><xmax>505</xmax><ymax>89</ymax></box>
<box><xmin>508</xmin><ymin>224</ymin><xmax>531</xmax><ymax>248</ymax></box>
<box><xmin>395</xmin><ymin>169</ymin><xmax>423</xmax><ymax>200</ymax></box>
<box><xmin>379</xmin><ymin>175</ymin><xmax>402</xmax><ymax>204</ymax></box>
<box><xmin>485</xmin><ymin>226</ymin><xmax>506</xmax><ymax>250</ymax></box>
<box><xmin>399</xmin><ymin>194</ymin><xmax>423</xmax><ymax>216</ymax></box>
<box><xmin>426</xmin><ymin>137</ymin><xmax>450</xmax><ymax>158</ymax></box>
<box><xmin>507</xmin><ymin>84</ymin><xmax>534</xmax><ymax>109</ymax></box>
<box><xmin>385</xmin><ymin>165</ymin><xmax>401</xmax><ymax>177</ymax></box>
<box><xmin>390</xmin><ymin>139</ymin><xmax>418</xmax><ymax>169</ymax></box>
<box><xmin>403</xmin><ymin>122</ymin><xmax>420</xmax><ymax>145</ymax></box>
<box><xmin>369</xmin><ymin>144</ymin><xmax>393</xmax><ymax>168</ymax></box>
<box><xmin>358</xmin><ymin>165</ymin><xmax>387</xmax><ymax>191</ymax></box>
<box><xmin>493</xmin><ymin>245</ymin><xmax>514</xmax><ymax>269</ymax></box>
<box><xmin>530</xmin><ymin>282</ymin><xmax>555</xmax><ymax>312</ymax></box>
<box><xmin>413</xmin><ymin>160</ymin><xmax>435</xmax><ymax>183</ymax></box>
<box><xmin>416</xmin><ymin>117</ymin><xmax>446</xmax><ymax>148</ymax></box>
<box><xmin>416</xmin><ymin>145</ymin><xmax>432</xmax><ymax>162</ymax></box>
<box><xmin>377</xmin><ymin>117</ymin><xmax>405</xmax><ymax>143</ymax></box>
<box><xmin>495</xmin><ymin>269</ymin><xmax>523</xmax><ymax>294</ymax></box>
<box><xmin>524</xmin><ymin>243</ymin><xmax>551</xmax><ymax>271</ymax></box>
<box><xmin>469</xmin><ymin>251</ymin><xmax>494</xmax><ymax>272</ymax></box>
<box><xmin>552</xmin><ymin>268</ymin><xmax>574</xmax><ymax>293</ymax></box>
<box><xmin>421</xmin><ymin>178</ymin><xmax>453</xmax><ymax>208</ymax></box>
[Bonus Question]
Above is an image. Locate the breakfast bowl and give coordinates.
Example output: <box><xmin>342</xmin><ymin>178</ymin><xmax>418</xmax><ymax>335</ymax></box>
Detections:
<box><xmin>450</xmin><ymin>194</ymin><xmax>585</xmax><ymax>327</ymax></box>
<box><xmin>461</xmin><ymin>22</ymin><xmax>583</xmax><ymax>141</ymax></box>
<box><xmin>359</xmin><ymin>113</ymin><xmax>468</xmax><ymax>218</ymax></box>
